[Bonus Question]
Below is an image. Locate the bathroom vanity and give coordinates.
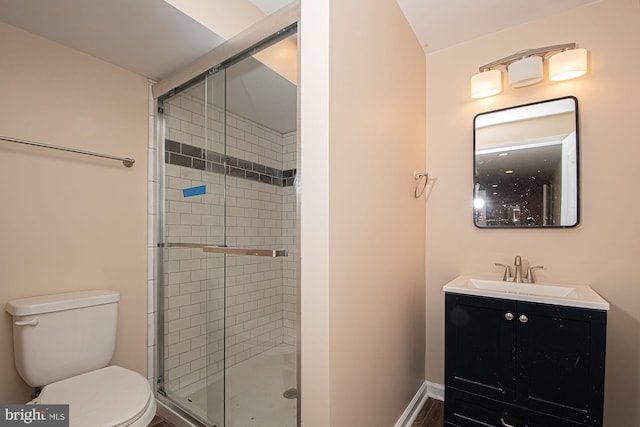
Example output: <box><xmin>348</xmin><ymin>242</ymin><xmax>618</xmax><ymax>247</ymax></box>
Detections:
<box><xmin>443</xmin><ymin>276</ymin><xmax>608</xmax><ymax>427</ymax></box>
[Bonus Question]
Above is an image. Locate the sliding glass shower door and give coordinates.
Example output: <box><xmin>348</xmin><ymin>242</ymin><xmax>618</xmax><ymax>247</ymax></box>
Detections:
<box><xmin>158</xmin><ymin>69</ymin><xmax>226</xmax><ymax>426</ymax></box>
<box><xmin>157</xmin><ymin>30</ymin><xmax>298</xmax><ymax>427</ymax></box>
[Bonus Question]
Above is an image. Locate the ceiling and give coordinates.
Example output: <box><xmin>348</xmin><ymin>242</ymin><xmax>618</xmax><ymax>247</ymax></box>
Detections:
<box><xmin>396</xmin><ymin>0</ymin><xmax>600</xmax><ymax>53</ymax></box>
<box><xmin>0</xmin><ymin>0</ymin><xmax>603</xmax><ymax>79</ymax></box>
<box><xmin>0</xmin><ymin>0</ymin><xmax>599</xmax><ymax>133</ymax></box>
<box><xmin>476</xmin><ymin>143</ymin><xmax>562</xmax><ymax>186</ymax></box>
<box><xmin>0</xmin><ymin>0</ymin><xmax>225</xmax><ymax>80</ymax></box>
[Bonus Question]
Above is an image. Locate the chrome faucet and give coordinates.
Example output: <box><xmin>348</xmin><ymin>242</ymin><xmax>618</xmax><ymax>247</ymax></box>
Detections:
<box><xmin>514</xmin><ymin>256</ymin><xmax>523</xmax><ymax>283</ymax></box>
<box><xmin>496</xmin><ymin>256</ymin><xmax>544</xmax><ymax>283</ymax></box>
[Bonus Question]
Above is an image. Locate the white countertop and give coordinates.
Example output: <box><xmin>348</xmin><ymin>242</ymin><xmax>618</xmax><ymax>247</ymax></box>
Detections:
<box><xmin>443</xmin><ymin>275</ymin><xmax>610</xmax><ymax>311</ymax></box>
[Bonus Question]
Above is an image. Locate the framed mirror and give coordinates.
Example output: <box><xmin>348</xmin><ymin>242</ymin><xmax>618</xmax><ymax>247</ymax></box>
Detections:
<box><xmin>474</xmin><ymin>96</ymin><xmax>579</xmax><ymax>228</ymax></box>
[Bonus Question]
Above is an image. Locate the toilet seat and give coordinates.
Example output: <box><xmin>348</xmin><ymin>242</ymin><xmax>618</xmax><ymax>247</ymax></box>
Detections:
<box><xmin>34</xmin><ymin>365</ymin><xmax>156</xmax><ymax>427</ymax></box>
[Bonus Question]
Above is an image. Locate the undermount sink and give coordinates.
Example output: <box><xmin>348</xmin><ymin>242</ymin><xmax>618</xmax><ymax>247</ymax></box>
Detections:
<box><xmin>443</xmin><ymin>275</ymin><xmax>609</xmax><ymax>310</ymax></box>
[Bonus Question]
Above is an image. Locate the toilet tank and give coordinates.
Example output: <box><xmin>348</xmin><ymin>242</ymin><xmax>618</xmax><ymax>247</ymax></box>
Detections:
<box><xmin>5</xmin><ymin>290</ymin><xmax>120</xmax><ymax>387</ymax></box>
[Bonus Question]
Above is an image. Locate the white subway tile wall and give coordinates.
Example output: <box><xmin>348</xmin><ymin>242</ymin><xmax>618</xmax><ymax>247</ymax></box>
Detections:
<box><xmin>160</xmin><ymin>92</ymin><xmax>297</xmax><ymax>397</ymax></box>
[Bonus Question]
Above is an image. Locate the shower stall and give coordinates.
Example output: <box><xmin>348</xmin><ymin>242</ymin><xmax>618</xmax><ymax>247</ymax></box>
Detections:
<box><xmin>155</xmin><ymin>26</ymin><xmax>298</xmax><ymax>427</ymax></box>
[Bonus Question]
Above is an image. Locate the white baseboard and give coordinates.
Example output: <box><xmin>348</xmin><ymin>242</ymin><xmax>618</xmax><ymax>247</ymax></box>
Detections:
<box><xmin>394</xmin><ymin>381</ymin><xmax>429</xmax><ymax>427</ymax></box>
<box><xmin>393</xmin><ymin>380</ymin><xmax>446</xmax><ymax>427</ymax></box>
<box><xmin>426</xmin><ymin>381</ymin><xmax>444</xmax><ymax>401</ymax></box>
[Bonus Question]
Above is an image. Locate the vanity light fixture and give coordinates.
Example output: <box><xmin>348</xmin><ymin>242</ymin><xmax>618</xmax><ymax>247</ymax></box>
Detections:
<box><xmin>509</xmin><ymin>56</ymin><xmax>543</xmax><ymax>87</ymax></box>
<box><xmin>470</xmin><ymin>43</ymin><xmax>588</xmax><ymax>99</ymax></box>
<box><xmin>549</xmin><ymin>48</ymin><xmax>588</xmax><ymax>81</ymax></box>
<box><xmin>470</xmin><ymin>69</ymin><xmax>502</xmax><ymax>99</ymax></box>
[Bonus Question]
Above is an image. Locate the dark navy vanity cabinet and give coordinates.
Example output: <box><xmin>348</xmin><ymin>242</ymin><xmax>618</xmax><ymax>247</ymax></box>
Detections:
<box><xmin>444</xmin><ymin>293</ymin><xmax>607</xmax><ymax>427</ymax></box>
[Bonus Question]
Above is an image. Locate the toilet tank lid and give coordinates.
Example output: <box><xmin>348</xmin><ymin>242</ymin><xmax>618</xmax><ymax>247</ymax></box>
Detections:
<box><xmin>5</xmin><ymin>290</ymin><xmax>120</xmax><ymax>316</ymax></box>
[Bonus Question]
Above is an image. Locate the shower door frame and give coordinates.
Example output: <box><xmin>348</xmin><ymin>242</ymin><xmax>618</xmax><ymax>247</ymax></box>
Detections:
<box><xmin>154</xmin><ymin>20</ymin><xmax>300</xmax><ymax>427</ymax></box>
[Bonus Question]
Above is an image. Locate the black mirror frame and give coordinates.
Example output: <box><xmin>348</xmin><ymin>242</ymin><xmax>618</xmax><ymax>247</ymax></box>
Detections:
<box><xmin>473</xmin><ymin>96</ymin><xmax>580</xmax><ymax>229</ymax></box>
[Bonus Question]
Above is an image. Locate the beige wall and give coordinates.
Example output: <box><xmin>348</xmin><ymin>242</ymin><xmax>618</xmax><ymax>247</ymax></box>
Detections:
<box><xmin>0</xmin><ymin>23</ymin><xmax>149</xmax><ymax>402</ymax></box>
<box><xmin>425</xmin><ymin>0</ymin><xmax>640</xmax><ymax>425</ymax></box>
<box><xmin>299</xmin><ymin>0</ymin><xmax>331</xmax><ymax>423</ymax></box>
<box><xmin>326</xmin><ymin>0</ymin><xmax>426</xmax><ymax>425</ymax></box>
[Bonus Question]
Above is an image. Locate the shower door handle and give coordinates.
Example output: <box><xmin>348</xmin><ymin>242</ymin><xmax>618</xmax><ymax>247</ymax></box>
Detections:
<box><xmin>202</xmin><ymin>246</ymin><xmax>288</xmax><ymax>257</ymax></box>
<box><xmin>163</xmin><ymin>242</ymin><xmax>288</xmax><ymax>257</ymax></box>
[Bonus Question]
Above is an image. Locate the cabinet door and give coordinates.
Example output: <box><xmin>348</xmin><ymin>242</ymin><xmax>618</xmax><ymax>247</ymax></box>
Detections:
<box><xmin>516</xmin><ymin>301</ymin><xmax>607</xmax><ymax>426</ymax></box>
<box><xmin>446</xmin><ymin>293</ymin><xmax>517</xmax><ymax>402</ymax></box>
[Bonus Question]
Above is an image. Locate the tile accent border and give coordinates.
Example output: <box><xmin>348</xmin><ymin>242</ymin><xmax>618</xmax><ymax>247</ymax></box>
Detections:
<box><xmin>165</xmin><ymin>139</ymin><xmax>297</xmax><ymax>187</ymax></box>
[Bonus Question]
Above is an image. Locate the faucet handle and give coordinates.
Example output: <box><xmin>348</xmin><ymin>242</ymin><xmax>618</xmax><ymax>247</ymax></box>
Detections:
<box><xmin>524</xmin><ymin>265</ymin><xmax>544</xmax><ymax>283</ymax></box>
<box><xmin>495</xmin><ymin>263</ymin><xmax>513</xmax><ymax>282</ymax></box>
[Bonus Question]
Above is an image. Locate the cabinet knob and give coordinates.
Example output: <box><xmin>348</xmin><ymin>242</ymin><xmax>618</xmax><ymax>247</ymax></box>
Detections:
<box><xmin>500</xmin><ymin>418</ymin><xmax>516</xmax><ymax>427</ymax></box>
<box><xmin>504</xmin><ymin>312</ymin><xmax>514</xmax><ymax>321</ymax></box>
<box><xmin>519</xmin><ymin>314</ymin><xmax>529</xmax><ymax>323</ymax></box>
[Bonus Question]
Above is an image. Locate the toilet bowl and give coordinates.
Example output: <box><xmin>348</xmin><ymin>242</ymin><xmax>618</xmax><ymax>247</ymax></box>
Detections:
<box><xmin>32</xmin><ymin>366</ymin><xmax>156</xmax><ymax>427</ymax></box>
<box><xmin>6</xmin><ymin>290</ymin><xmax>156</xmax><ymax>427</ymax></box>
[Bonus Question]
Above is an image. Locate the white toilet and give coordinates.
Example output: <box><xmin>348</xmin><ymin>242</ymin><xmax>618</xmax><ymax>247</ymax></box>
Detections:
<box><xmin>6</xmin><ymin>290</ymin><xmax>156</xmax><ymax>427</ymax></box>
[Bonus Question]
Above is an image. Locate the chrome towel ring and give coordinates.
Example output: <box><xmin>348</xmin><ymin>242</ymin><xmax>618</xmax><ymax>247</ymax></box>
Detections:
<box><xmin>414</xmin><ymin>172</ymin><xmax>429</xmax><ymax>198</ymax></box>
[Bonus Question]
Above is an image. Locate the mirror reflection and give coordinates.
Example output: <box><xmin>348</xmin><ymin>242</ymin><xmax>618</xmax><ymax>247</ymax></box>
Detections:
<box><xmin>474</xmin><ymin>96</ymin><xmax>579</xmax><ymax>228</ymax></box>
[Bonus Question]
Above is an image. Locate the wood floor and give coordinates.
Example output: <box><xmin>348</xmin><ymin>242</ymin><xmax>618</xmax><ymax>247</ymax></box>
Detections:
<box><xmin>412</xmin><ymin>398</ymin><xmax>444</xmax><ymax>427</ymax></box>
<box><xmin>151</xmin><ymin>397</ymin><xmax>444</xmax><ymax>427</ymax></box>
<box><xmin>150</xmin><ymin>415</ymin><xmax>176</xmax><ymax>427</ymax></box>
